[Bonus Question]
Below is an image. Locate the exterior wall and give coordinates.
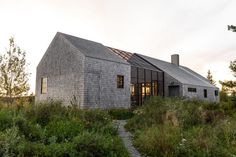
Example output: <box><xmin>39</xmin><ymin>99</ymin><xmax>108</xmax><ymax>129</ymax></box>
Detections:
<box><xmin>35</xmin><ymin>34</ymin><xmax>85</xmax><ymax>107</ymax></box>
<box><xmin>182</xmin><ymin>84</ymin><xmax>219</xmax><ymax>102</ymax></box>
<box><xmin>84</xmin><ymin>57</ymin><xmax>131</xmax><ymax>108</ymax></box>
<box><xmin>164</xmin><ymin>73</ymin><xmax>183</xmax><ymax>97</ymax></box>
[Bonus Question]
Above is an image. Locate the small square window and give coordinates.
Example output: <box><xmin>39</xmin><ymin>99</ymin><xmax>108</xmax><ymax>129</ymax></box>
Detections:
<box><xmin>215</xmin><ymin>90</ymin><xmax>218</xmax><ymax>96</ymax></box>
<box><xmin>204</xmin><ymin>89</ymin><xmax>207</xmax><ymax>98</ymax></box>
<box><xmin>188</xmin><ymin>87</ymin><xmax>197</xmax><ymax>93</ymax></box>
<box><xmin>117</xmin><ymin>75</ymin><xmax>124</xmax><ymax>88</ymax></box>
<box><xmin>41</xmin><ymin>77</ymin><xmax>47</xmax><ymax>94</ymax></box>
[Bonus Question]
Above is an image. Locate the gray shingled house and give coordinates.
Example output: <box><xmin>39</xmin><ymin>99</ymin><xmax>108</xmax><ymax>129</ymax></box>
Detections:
<box><xmin>35</xmin><ymin>32</ymin><xmax>219</xmax><ymax>108</ymax></box>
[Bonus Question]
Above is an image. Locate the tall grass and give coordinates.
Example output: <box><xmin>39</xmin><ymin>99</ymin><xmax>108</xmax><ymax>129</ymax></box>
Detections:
<box><xmin>126</xmin><ymin>96</ymin><xmax>236</xmax><ymax>157</ymax></box>
<box><xmin>0</xmin><ymin>101</ymin><xmax>129</xmax><ymax>157</ymax></box>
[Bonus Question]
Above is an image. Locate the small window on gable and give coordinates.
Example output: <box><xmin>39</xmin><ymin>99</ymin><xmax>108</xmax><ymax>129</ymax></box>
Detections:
<box><xmin>204</xmin><ymin>89</ymin><xmax>207</xmax><ymax>98</ymax></box>
<box><xmin>215</xmin><ymin>90</ymin><xmax>218</xmax><ymax>96</ymax></box>
<box><xmin>188</xmin><ymin>87</ymin><xmax>197</xmax><ymax>93</ymax></box>
<box><xmin>117</xmin><ymin>75</ymin><xmax>124</xmax><ymax>88</ymax></box>
<box><xmin>41</xmin><ymin>77</ymin><xmax>47</xmax><ymax>94</ymax></box>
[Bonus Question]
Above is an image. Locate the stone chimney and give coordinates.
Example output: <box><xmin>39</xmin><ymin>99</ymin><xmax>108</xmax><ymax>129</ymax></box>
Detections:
<box><xmin>171</xmin><ymin>54</ymin><xmax>179</xmax><ymax>66</ymax></box>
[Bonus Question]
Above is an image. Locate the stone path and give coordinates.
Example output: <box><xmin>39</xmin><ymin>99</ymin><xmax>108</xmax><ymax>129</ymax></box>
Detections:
<box><xmin>115</xmin><ymin>120</ymin><xmax>142</xmax><ymax>157</ymax></box>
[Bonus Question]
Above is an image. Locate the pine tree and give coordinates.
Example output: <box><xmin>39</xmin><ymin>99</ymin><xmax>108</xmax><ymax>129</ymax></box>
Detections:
<box><xmin>207</xmin><ymin>70</ymin><xmax>216</xmax><ymax>85</ymax></box>
<box><xmin>0</xmin><ymin>37</ymin><xmax>30</xmax><ymax>104</ymax></box>
<box><xmin>228</xmin><ymin>25</ymin><xmax>236</xmax><ymax>32</ymax></box>
<box><xmin>219</xmin><ymin>60</ymin><xmax>236</xmax><ymax>96</ymax></box>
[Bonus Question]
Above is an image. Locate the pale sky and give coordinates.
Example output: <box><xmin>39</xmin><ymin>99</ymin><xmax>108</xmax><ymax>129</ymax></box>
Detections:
<box><xmin>0</xmin><ymin>0</ymin><xmax>235</xmax><ymax>93</ymax></box>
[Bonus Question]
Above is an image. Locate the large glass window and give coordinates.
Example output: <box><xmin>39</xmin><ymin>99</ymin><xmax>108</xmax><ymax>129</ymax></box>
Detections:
<box><xmin>41</xmin><ymin>77</ymin><xmax>47</xmax><ymax>94</ymax></box>
<box><xmin>152</xmin><ymin>81</ymin><xmax>158</xmax><ymax>96</ymax></box>
<box><xmin>117</xmin><ymin>75</ymin><xmax>124</xmax><ymax>88</ymax></box>
<box><xmin>146</xmin><ymin>83</ymin><xmax>151</xmax><ymax>96</ymax></box>
<box><xmin>130</xmin><ymin>84</ymin><xmax>135</xmax><ymax>96</ymax></box>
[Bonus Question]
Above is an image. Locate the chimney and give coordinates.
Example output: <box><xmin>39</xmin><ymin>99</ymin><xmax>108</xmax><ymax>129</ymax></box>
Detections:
<box><xmin>171</xmin><ymin>54</ymin><xmax>179</xmax><ymax>66</ymax></box>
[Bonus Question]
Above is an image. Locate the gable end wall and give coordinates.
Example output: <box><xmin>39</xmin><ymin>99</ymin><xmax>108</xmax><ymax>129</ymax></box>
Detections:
<box><xmin>35</xmin><ymin>34</ymin><xmax>85</xmax><ymax>107</ymax></box>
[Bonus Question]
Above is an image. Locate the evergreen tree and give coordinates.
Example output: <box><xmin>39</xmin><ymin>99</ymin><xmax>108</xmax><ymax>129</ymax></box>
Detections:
<box><xmin>0</xmin><ymin>37</ymin><xmax>30</xmax><ymax>104</ymax></box>
<box><xmin>228</xmin><ymin>25</ymin><xmax>236</xmax><ymax>32</ymax></box>
<box><xmin>219</xmin><ymin>60</ymin><xmax>236</xmax><ymax>96</ymax></box>
<box><xmin>207</xmin><ymin>70</ymin><xmax>216</xmax><ymax>85</ymax></box>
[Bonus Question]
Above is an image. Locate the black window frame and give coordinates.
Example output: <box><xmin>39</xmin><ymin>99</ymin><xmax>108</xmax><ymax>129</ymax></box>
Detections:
<box><xmin>188</xmin><ymin>87</ymin><xmax>197</xmax><ymax>93</ymax></box>
<box><xmin>117</xmin><ymin>75</ymin><xmax>124</xmax><ymax>88</ymax></box>
<box><xmin>215</xmin><ymin>90</ymin><xmax>218</xmax><ymax>96</ymax></box>
<box><xmin>204</xmin><ymin>89</ymin><xmax>207</xmax><ymax>98</ymax></box>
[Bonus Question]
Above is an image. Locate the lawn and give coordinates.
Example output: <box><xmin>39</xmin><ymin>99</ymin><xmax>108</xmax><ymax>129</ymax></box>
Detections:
<box><xmin>0</xmin><ymin>101</ymin><xmax>129</xmax><ymax>157</ymax></box>
<box><xmin>125</xmin><ymin>96</ymin><xmax>236</xmax><ymax>157</ymax></box>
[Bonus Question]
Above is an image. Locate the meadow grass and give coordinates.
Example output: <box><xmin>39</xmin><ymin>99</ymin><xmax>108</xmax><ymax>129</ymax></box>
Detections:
<box><xmin>126</xmin><ymin>96</ymin><xmax>236</xmax><ymax>157</ymax></box>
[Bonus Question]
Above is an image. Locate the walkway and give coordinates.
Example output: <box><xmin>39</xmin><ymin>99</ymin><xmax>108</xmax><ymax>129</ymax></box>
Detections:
<box><xmin>115</xmin><ymin>120</ymin><xmax>142</xmax><ymax>157</ymax></box>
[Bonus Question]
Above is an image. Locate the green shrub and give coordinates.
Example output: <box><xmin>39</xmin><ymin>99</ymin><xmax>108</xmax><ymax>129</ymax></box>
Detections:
<box><xmin>0</xmin><ymin>126</ymin><xmax>22</xmax><ymax>157</ymax></box>
<box><xmin>17</xmin><ymin>141</ymin><xmax>76</xmax><ymax>157</ymax></box>
<box><xmin>25</xmin><ymin>101</ymin><xmax>66</xmax><ymax>126</ymax></box>
<box><xmin>0</xmin><ymin>109</ymin><xmax>13</xmax><ymax>131</ymax></box>
<box><xmin>73</xmin><ymin>131</ymin><xmax>129</xmax><ymax>157</ymax></box>
<box><xmin>108</xmin><ymin>108</ymin><xmax>134</xmax><ymax>120</ymax></box>
<box><xmin>134</xmin><ymin>125</ymin><xmax>181</xmax><ymax>157</ymax></box>
<box><xmin>45</xmin><ymin>120</ymin><xmax>83</xmax><ymax>143</ymax></box>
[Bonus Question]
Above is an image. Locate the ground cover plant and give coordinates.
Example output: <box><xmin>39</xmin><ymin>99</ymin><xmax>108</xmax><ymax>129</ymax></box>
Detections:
<box><xmin>126</xmin><ymin>96</ymin><xmax>236</xmax><ymax>157</ymax></box>
<box><xmin>0</xmin><ymin>101</ymin><xmax>129</xmax><ymax>157</ymax></box>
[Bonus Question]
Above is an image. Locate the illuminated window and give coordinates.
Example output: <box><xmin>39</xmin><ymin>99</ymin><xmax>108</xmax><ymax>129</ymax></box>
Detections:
<box><xmin>146</xmin><ymin>83</ymin><xmax>151</xmax><ymax>96</ymax></box>
<box><xmin>142</xmin><ymin>83</ymin><xmax>145</xmax><ymax>98</ymax></box>
<box><xmin>152</xmin><ymin>81</ymin><xmax>158</xmax><ymax>96</ymax></box>
<box><xmin>41</xmin><ymin>77</ymin><xmax>47</xmax><ymax>94</ymax></box>
<box><xmin>130</xmin><ymin>84</ymin><xmax>135</xmax><ymax>96</ymax></box>
<box><xmin>117</xmin><ymin>75</ymin><xmax>124</xmax><ymax>88</ymax></box>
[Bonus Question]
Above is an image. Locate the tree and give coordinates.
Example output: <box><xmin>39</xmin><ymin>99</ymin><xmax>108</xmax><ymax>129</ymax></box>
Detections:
<box><xmin>0</xmin><ymin>37</ymin><xmax>30</xmax><ymax>104</ymax></box>
<box><xmin>228</xmin><ymin>25</ymin><xmax>236</xmax><ymax>32</ymax></box>
<box><xmin>219</xmin><ymin>60</ymin><xmax>236</xmax><ymax>96</ymax></box>
<box><xmin>229</xmin><ymin>60</ymin><xmax>236</xmax><ymax>77</ymax></box>
<box><xmin>207</xmin><ymin>70</ymin><xmax>216</xmax><ymax>85</ymax></box>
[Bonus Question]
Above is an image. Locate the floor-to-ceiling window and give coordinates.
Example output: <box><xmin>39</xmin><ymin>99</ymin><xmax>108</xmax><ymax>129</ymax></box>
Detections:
<box><xmin>131</xmin><ymin>66</ymin><xmax>164</xmax><ymax>106</ymax></box>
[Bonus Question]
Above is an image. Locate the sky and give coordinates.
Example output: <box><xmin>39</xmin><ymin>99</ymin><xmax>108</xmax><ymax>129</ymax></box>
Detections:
<box><xmin>0</xmin><ymin>0</ymin><xmax>235</xmax><ymax>93</ymax></box>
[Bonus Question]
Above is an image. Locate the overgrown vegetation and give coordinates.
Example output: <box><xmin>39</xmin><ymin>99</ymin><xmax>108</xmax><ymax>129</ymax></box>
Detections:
<box><xmin>0</xmin><ymin>101</ymin><xmax>129</xmax><ymax>157</ymax></box>
<box><xmin>108</xmin><ymin>108</ymin><xmax>134</xmax><ymax>120</ymax></box>
<box><xmin>126</xmin><ymin>96</ymin><xmax>236</xmax><ymax>157</ymax></box>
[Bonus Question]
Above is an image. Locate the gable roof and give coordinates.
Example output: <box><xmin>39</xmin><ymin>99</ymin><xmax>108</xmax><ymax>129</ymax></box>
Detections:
<box><xmin>59</xmin><ymin>32</ymin><xmax>129</xmax><ymax>65</ymax></box>
<box><xmin>137</xmin><ymin>54</ymin><xmax>216</xmax><ymax>88</ymax></box>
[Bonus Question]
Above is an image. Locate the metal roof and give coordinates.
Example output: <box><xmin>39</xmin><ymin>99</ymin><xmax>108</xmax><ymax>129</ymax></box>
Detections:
<box><xmin>137</xmin><ymin>53</ymin><xmax>217</xmax><ymax>88</ymax></box>
<box><xmin>107</xmin><ymin>47</ymin><xmax>162</xmax><ymax>72</ymax></box>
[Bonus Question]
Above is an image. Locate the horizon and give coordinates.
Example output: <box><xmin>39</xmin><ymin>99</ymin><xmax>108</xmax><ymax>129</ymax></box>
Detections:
<box><xmin>0</xmin><ymin>0</ymin><xmax>235</xmax><ymax>94</ymax></box>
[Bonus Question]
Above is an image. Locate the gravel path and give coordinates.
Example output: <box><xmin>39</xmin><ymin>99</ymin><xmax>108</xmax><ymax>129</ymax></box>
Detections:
<box><xmin>115</xmin><ymin>120</ymin><xmax>142</xmax><ymax>157</ymax></box>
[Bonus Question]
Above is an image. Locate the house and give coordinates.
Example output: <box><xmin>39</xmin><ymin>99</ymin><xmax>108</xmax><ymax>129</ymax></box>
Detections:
<box><xmin>35</xmin><ymin>32</ymin><xmax>219</xmax><ymax>108</ymax></box>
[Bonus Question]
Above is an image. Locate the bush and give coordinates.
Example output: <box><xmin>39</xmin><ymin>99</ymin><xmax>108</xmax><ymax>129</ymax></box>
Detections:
<box><xmin>108</xmin><ymin>108</ymin><xmax>134</xmax><ymax>120</ymax></box>
<box><xmin>25</xmin><ymin>101</ymin><xmax>66</xmax><ymax>126</ymax></box>
<box><xmin>0</xmin><ymin>109</ymin><xmax>13</xmax><ymax>131</ymax></box>
<box><xmin>0</xmin><ymin>101</ymin><xmax>130</xmax><ymax>157</ymax></box>
<box><xmin>73</xmin><ymin>131</ymin><xmax>129</xmax><ymax>157</ymax></box>
<box><xmin>134</xmin><ymin>125</ymin><xmax>181</xmax><ymax>157</ymax></box>
<box><xmin>45</xmin><ymin>120</ymin><xmax>83</xmax><ymax>143</ymax></box>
